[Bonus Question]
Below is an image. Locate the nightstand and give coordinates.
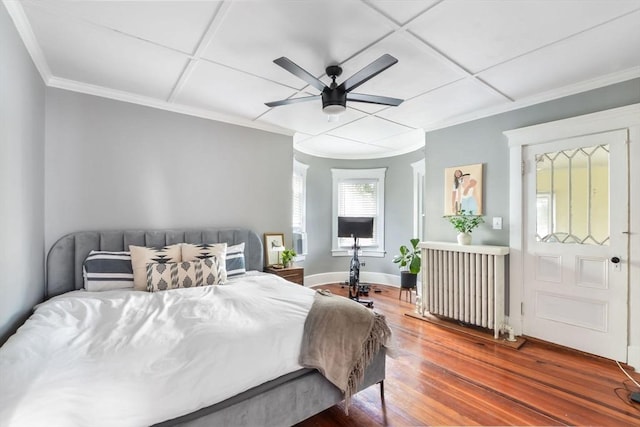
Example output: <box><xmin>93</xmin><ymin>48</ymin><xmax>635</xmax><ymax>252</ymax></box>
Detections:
<box><xmin>264</xmin><ymin>266</ymin><xmax>304</xmax><ymax>285</ymax></box>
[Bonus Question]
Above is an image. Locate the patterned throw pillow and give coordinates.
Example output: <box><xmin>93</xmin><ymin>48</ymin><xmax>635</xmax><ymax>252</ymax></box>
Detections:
<box><xmin>226</xmin><ymin>243</ymin><xmax>246</xmax><ymax>277</ymax></box>
<box><xmin>129</xmin><ymin>244</ymin><xmax>182</xmax><ymax>291</ymax></box>
<box><xmin>181</xmin><ymin>243</ymin><xmax>227</xmax><ymax>263</ymax></box>
<box><xmin>182</xmin><ymin>242</ymin><xmax>246</xmax><ymax>277</ymax></box>
<box><xmin>146</xmin><ymin>257</ymin><xmax>226</xmax><ymax>292</ymax></box>
<box><xmin>83</xmin><ymin>250</ymin><xmax>134</xmax><ymax>291</ymax></box>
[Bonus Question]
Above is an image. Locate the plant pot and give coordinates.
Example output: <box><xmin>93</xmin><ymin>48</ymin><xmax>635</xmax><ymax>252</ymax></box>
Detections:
<box><xmin>400</xmin><ymin>271</ymin><xmax>417</xmax><ymax>289</ymax></box>
<box><xmin>457</xmin><ymin>232</ymin><xmax>472</xmax><ymax>245</ymax></box>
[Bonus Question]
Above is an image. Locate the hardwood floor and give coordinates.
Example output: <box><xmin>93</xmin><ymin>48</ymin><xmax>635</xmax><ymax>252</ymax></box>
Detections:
<box><xmin>295</xmin><ymin>284</ymin><xmax>640</xmax><ymax>427</ymax></box>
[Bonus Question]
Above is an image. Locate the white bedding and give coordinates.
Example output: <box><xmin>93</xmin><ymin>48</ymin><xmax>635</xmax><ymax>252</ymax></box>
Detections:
<box><xmin>0</xmin><ymin>272</ymin><xmax>316</xmax><ymax>427</ymax></box>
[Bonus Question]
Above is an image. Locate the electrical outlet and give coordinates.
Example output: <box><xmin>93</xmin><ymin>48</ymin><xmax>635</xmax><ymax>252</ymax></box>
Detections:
<box><xmin>492</xmin><ymin>217</ymin><xmax>503</xmax><ymax>230</ymax></box>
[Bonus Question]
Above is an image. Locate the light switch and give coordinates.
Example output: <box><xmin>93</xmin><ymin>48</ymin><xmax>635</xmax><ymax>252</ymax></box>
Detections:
<box><xmin>492</xmin><ymin>217</ymin><xmax>503</xmax><ymax>230</ymax></box>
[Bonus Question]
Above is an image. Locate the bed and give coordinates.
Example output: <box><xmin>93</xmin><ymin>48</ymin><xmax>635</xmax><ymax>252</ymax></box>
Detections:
<box><xmin>0</xmin><ymin>227</ymin><xmax>387</xmax><ymax>426</ymax></box>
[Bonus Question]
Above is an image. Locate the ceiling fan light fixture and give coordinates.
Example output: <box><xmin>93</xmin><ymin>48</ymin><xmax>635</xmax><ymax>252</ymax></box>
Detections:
<box><xmin>322</xmin><ymin>104</ymin><xmax>346</xmax><ymax>115</ymax></box>
<box><xmin>321</xmin><ymin>89</ymin><xmax>347</xmax><ymax>115</ymax></box>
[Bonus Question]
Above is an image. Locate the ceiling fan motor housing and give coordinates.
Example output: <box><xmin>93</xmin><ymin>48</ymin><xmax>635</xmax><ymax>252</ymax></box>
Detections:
<box><xmin>322</xmin><ymin>65</ymin><xmax>346</xmax><ymax>113</ymax></box>
<box><xmin>322</xmin><ymin>87</ymin><xmax>347</xmax><ymax>113</ymax></box>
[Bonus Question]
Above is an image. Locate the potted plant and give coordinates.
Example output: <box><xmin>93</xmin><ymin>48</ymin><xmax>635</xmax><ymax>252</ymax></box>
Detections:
<box><xmin>281</xmin><ymin>248</ymin><xmax>297</xmax><ymax>268</ymax></box>
<box><xmin>444</xmin><ymin>209</ymin><xmax>484</xmax><ymax>245</ymax></box>
<box><xmin>392</xmin><ymin>238</ymin><xmax>422</xmax><ymax>290</ymax></box>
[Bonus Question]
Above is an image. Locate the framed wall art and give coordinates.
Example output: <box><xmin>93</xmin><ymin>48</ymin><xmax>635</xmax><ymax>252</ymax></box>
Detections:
<box><xmin>444</xmin><ymin>163</ymin><xmax>484</xmax><ymax>216</ymax></box>
<box><xmin>263</xmin><ymin>233</ymin><xmax>285</xmax><ymax>267</ymax></box>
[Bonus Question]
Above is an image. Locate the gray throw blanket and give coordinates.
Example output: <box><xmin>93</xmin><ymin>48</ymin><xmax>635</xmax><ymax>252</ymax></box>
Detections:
<box><xmin>299</xmin><ymin>290</ymin><xmax>392</xmax><ymax>411</ymax></box>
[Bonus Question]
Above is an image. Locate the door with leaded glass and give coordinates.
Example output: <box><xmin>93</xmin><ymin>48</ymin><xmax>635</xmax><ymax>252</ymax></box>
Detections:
<box><xmin>523</xmin><ymin>130</ymin><xmax>628</xmax><ymax>361</ymax></box>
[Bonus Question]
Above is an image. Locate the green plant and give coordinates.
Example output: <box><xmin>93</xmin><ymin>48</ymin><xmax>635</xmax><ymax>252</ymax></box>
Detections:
<box><xmin>392</xmin><ymin>238</ymin><xmax>421</xmax><ymax>274</ymax></box>
<box><xmin>281</xmin><ymin>248</ymin><xmax>297</xmax><ymax>266</ymax></box>
<box><xmin>444</xmin><ymin>209</ymin><xmax>485</xmax><ymax>233</ymax></box>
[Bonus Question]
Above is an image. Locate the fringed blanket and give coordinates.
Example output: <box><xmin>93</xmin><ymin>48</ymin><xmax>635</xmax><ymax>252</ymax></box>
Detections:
<box><xmin>299</xmin><ymin>290</ymin><xmax>392</xmax><ymax>412</ymax></box>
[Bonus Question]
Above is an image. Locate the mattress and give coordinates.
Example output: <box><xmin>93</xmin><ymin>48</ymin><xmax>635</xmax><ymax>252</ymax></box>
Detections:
<box><xmin>0</xmin><ymin>273</ymin><xmax>316</xmax><ymax>427</ymax></box>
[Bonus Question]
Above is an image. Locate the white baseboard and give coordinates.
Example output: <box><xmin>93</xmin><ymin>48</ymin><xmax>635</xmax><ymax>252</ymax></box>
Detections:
<box><xmin>628</xmin><ymin>345</ymin><xmax>640</xmax><ymax>370</ymax></box>
<box><xmin>304</xmin><ymin>271</ymin><xmax>400</xmax><ymax>288</ymax></box>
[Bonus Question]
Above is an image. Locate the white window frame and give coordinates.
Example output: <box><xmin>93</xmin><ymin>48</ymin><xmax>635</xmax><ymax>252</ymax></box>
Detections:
<box><xmin>331</xmin><ymin>168</ymin><xmax>386</xmax><ymax>258</ymax></box>
<box><xmin>293</xmin><ymin>159</ymin><xmax>309</xmax><ymax>258</ymax></box>
<box><xmin>411</xmin><ymin>159</ymin><xmax>426</xmax><ymax>240</ymax></box>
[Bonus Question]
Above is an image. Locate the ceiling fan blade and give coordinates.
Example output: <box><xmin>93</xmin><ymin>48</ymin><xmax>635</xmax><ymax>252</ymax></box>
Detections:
<box><xmin>340</xmin><ymin>54</ymin><xmax>398</xmax><ymax>93</ymax></box>
<box><xmin>347</xmin><ymin>93</ymin><xmax>403</xmax><ymax>106</ymax></box>
<box><xmin>273</xmin><ymin>57</ymin><xmax>327</xmax><ymax>92</ymax></box>
<box><xmin>265</xmin><ymin>95</ymin><xmax>320</xmax><ymax>108</ymax></box>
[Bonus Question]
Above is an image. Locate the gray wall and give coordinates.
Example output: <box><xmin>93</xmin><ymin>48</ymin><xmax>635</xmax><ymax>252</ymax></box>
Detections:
<box><xmin>295</xmin><ymin>148</ymin><xmax>425</xmax><ymax>277</ymax></box>
<box><xmin>0</xmin><ymin>5</ymin><xmax>46</xmax><ymax>344</ymax></box>
<box><xmin>424</xmin><ymin>78</ymin><xmax>640</xmax><ymax>244</ymax></box>
<box><xmin>45</xmin><ymin>89</ymin><xmax>293</xmax><ymax>253</ymax></box>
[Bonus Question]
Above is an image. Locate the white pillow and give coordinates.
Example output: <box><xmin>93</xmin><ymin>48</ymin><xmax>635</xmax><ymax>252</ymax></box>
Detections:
<box><xmin>181</xmin><ymin>242</ymin><xmax>227</xmax><ymax>263</ymax></box>
<box><xmin>129</xmin><ymin>244</ymin><xmax>182</xmax><ymax>291</ymax></box>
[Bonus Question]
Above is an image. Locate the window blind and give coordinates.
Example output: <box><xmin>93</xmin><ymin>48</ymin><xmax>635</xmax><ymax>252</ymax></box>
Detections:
<box><xmin>292</xmin><ymin>171</ymin><xmax>304</xmax><ymax>232</ymax></box>
<box><xmin>338</xmin><ymin>179</ymin><xmax>378</xmax><ymax>247</ymax></box>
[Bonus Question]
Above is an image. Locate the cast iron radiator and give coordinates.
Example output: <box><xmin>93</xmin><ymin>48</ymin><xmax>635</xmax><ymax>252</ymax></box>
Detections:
<box><xmin>418</xmin><ymin>242</ymin><xmax>509</xmax><ymax>338</ymax></box>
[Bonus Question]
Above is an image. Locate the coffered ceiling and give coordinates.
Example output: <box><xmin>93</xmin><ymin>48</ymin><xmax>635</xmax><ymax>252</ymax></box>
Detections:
<box><xmin>5</xmin><ymin>0</ymin><xmax>640</xmax><ymax>159</ymax></box>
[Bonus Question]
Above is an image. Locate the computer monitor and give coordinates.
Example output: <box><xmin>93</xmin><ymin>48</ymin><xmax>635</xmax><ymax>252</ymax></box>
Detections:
<box><xmin>338</xmin><ymin>216</ymin><xmax>374</xmax><ymax>239</ymax></box>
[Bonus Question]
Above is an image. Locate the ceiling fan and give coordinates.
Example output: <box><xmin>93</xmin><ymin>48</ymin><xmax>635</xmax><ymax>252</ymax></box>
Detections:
<box><xmin>265</xmin><ymin>54</ymin><xmax>403</xmax><ymax>115</ymax></box>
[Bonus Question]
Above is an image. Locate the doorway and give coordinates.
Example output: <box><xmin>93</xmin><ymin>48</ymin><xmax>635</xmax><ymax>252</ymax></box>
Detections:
<box><xmin>505</xmin><ymin>104</ymin><xmax>639</xmax><ymax>365</ymax></box>
<box><xmin>522</xmin><ymin>131</ymin><xmax>628</xmax><ymax>360</ymax></box>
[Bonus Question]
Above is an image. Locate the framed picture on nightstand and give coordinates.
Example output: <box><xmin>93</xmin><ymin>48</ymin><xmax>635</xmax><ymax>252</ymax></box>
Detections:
<box><xmin>263</xmin><ymin>233</ymin><xmax>285</xmax><ymax>267</ymax></box>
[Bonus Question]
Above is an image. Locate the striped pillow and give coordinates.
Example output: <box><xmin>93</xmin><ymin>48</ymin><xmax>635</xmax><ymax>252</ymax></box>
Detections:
<box><xmin>146</xmin><ymin>257</ymin><xmax>226</xmax><ymax>292</ymax></box>
<box><xmin>83</xmin><ymin>250</ymin><xmax>134</xmax><ymax>291</ymax></box>
<box><xmin>226</xmin><ymin>243</ymin><xmax>246</xmax><ymax>277</ymax></box>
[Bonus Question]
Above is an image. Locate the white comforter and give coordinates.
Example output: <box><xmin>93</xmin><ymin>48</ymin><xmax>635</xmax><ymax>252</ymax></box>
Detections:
<box><xmin>0</xmin><ymin>272</ymin><xmax>316</xmax><ymax>427</ymax></box>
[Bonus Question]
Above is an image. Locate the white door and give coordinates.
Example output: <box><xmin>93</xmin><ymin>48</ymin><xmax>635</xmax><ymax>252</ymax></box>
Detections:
<box><xmin>523</xmin><ymin>130</ymin><xmax>629</xmax><ymax>361</ymax></box>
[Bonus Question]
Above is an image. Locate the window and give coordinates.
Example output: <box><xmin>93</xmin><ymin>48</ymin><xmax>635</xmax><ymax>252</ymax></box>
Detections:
<box><xmin>331</xmin><ymin>168</ymin><xmax>386</xmax><ymax>257</ymax></box>
<box><xmin>535</xmin><ymin>144</ymin><xmax>609</xmax><ymax>244</ymax></box>
<box><xmin>292</xmin><ymin>160</ymin><xmax>308</xmax><ymax>255</ymax></box>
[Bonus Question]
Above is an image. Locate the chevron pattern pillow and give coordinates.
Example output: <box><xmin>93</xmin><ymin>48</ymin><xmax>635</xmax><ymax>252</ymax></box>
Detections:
<box><xmin>146</xmin><ymin>257</ymin><xmax>226</xmax><ymax>292</ymax></box>
<box><xmin>182</xmin><ymin>242</ymin><xmax>246</xmax><ymax>277</ymax></box>
<box><xmin>181</xmin><ymin>242</ymin><xmax>227</xmax><ymax>263</ymax></box>
<box><xmin>129</xmin><ymin>244</ymin><xmax>182</xmax><ymax>291</ymax></box>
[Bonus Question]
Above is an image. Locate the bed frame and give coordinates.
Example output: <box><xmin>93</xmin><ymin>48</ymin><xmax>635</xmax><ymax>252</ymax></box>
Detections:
<box><xmin>46</xmin><ymin>227</ymin><xmax>386</xmax><ymax>426</ymax></box>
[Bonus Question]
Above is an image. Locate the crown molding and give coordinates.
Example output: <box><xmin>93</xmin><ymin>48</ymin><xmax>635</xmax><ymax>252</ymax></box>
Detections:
<box><xmin>3</xmin><ymin>0</ymin><xmax>51</xmax><ymax>84</ymax></box>
<box><xmin>47</xmin><ymin>76</ymin><xmax>294</xmax><ymax>136</ymax></box>
<box><xmin>422</xmin><ymin>67</ymin><xmax>640</xmax><ymax>134</ymax></box>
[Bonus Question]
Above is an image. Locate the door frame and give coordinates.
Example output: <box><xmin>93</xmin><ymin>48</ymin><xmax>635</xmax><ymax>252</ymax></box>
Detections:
<box><xmin>504</xmin><ymin>103</ymin><xmax>640</xmax><ymax>366</ymax></box>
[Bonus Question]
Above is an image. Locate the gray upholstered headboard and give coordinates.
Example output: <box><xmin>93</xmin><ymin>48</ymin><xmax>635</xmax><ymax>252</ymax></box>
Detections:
<box><xmin>46</xmin><ymin>228</ymin><xmax>263</xmax><ymax>298</ymax></box>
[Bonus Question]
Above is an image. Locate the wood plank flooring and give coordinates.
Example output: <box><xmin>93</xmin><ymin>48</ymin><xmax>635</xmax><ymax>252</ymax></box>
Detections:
<box><xmin>295</xmin><ymin>284</ymin><xmax>640</xmax><ymax>427</ymax></box>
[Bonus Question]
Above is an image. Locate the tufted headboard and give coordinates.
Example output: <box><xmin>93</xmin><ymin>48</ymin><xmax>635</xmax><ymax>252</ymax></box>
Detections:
<box><xmin>46</xmin><ymin>228</ymin><xmax>263</xmax><ymax>298</ymax></box>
